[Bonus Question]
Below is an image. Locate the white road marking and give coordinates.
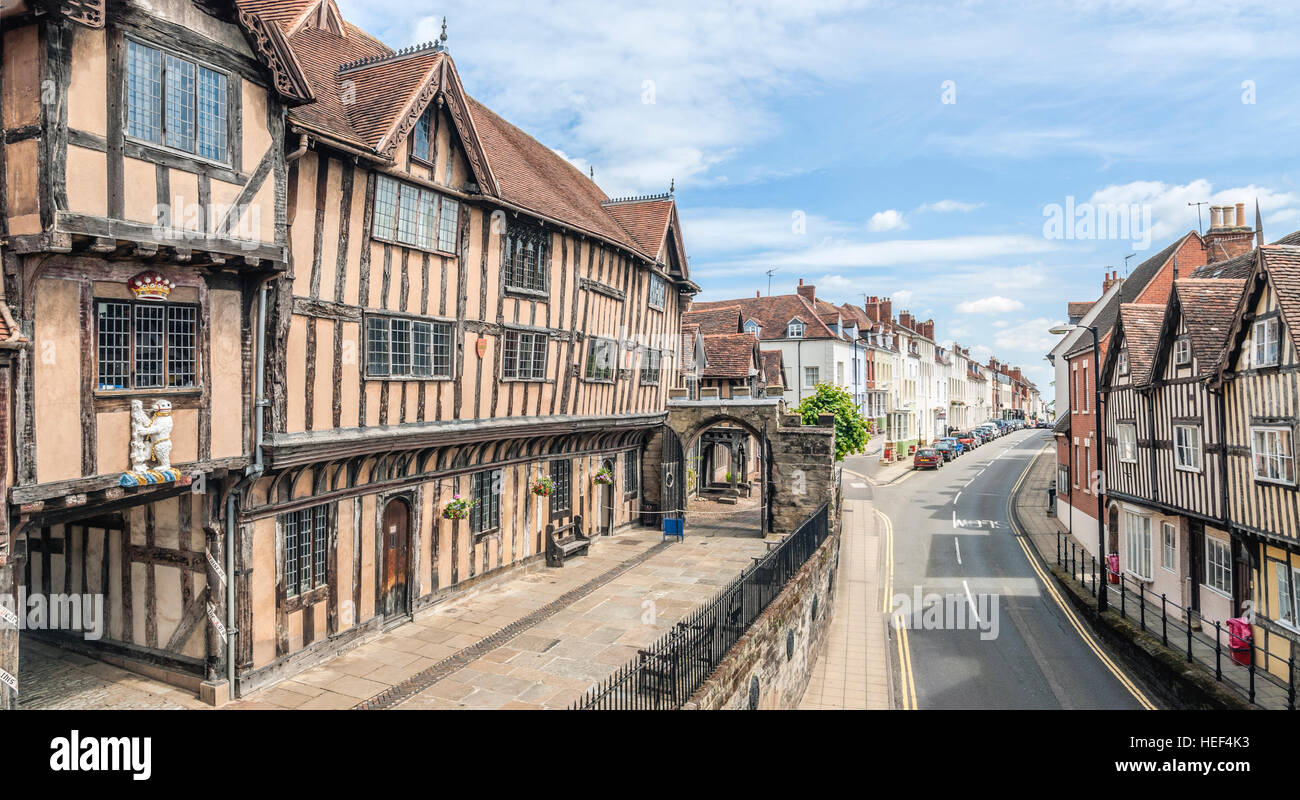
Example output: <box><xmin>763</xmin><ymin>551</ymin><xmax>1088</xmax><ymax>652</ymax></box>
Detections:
<box><xmin>963</xmin><ymin>579</ymin><xmax>982</xmax><ymax>624</ymax></box>
<box><xmin>850</xmin><ymin>482</ymin><xmax>867</xmax><ymax>489</ymax></box>
<box><xmin>954</xmin><ymin>537</ymin><xmax>962</xmax><ymax>565</ymax></box>
<box><xmin>951</xmin><ymin>510</ymin><xmax>957</xmax><ymax>529</ymax></box>
<box><xmin>954</xmin><ymin>491</ymin><xmax>962</xmax><ymax>504</ymax></box>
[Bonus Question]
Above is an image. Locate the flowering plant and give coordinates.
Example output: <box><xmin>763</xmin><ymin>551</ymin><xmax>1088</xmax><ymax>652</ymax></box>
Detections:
<box><xmin>531</xmin><ymin>476</ymin><xmax>556</xmax><ymax>497</ymax></box>
<box><xmin>593</xmin><ymin>466</ymin><xmax>615</xmax><ymax>485</ymax></box>
<box><xmin>441</xmin><ymin>494</ymin><xmax>478</xmax><ymax>520</ymax></box>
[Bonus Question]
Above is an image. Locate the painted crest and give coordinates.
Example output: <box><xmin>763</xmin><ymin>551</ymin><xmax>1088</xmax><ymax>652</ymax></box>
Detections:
<box><xmin>476</xmin><ymin>337</ymin><xmax>486</xmax><ymax>359</ymax></box>
<box><xmin>128</xmin><ymin>270</ymin><xmax>174</xmax><ymax>302</ymax></box>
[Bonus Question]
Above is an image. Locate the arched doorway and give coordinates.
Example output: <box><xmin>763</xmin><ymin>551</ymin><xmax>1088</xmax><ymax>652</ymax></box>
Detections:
<box><xmin>679</xmin><ymin>417</ymin><xmax>768</xmax><ymax>538</ymax></box>
<box><xmin>380</xmin><ymin>496</ymin><xmax>411</xmax><ymax>621</ymax></box>
<box><xmin>600</xmin><ymin>458</ymin><xmax>616</xmax><ymax>536</ymax></box>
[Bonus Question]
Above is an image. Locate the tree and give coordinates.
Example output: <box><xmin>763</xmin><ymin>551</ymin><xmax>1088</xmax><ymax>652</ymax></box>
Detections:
<box><xmin>794</xmin><ymin>383</ymin><xmax>872</xmax><ymax>462</ymax></box>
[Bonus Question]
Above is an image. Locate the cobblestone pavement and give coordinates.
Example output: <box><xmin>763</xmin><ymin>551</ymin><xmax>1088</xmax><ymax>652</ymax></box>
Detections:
<box><xmin>17</xmin><ymin>639</ymin><xmax>209</xmax><ymax>710</ymax></box>
<box><xmin>799</xmin><ymin>492</ymin><xmax>890</xmax><ymax>710</ymax></box>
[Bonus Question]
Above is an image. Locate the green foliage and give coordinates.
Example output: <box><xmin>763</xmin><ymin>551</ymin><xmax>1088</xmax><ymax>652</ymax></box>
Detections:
<box><xmin>795</xmin><ymin>383</ymin><xmax>872</xmax><ymax>462</ymax></box>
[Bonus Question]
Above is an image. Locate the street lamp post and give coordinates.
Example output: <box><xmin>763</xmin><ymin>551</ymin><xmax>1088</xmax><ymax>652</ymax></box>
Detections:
<box><xmin>1049</xmin><ymin>323</ymin><xmax>1108</xmax><ymax>613</ymax></box>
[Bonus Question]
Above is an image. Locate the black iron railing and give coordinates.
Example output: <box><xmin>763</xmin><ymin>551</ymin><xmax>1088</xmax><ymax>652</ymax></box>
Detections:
<box><xmin>573</xmin><ymin>502</ymin><xmax>831</xmax><ymax>710</ymax></box>
<box><xmin>1058</xmin><ymin>536</ymin><xmax>1297</xmax><ymax>710</ymax></box>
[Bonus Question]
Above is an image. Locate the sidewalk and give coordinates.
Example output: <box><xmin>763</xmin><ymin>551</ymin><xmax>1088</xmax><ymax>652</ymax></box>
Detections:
<box><xmin>798</xmin><ymin>495</ymin><xmax>891</xmax><ymax>709</ymax></box>
<box><xmin>844</xmin><ymin>453</ymin><xmax>913</xmax><ymax>487</ymax></box>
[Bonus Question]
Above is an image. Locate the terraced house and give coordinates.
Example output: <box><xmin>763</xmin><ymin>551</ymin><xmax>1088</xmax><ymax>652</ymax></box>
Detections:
<box><xmin>0</xmin><ymin>0</ymin><xmax>698</xmax><ymax>704</ymax></box>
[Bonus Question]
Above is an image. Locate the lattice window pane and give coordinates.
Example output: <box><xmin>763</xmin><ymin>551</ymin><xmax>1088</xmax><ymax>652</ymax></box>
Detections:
<box><xmin>396</xmin><ymin>185</ymin><xmax>420</xmax><ymax>245</ymax></box>
<box><xmin>417</xmin><ymin>189</ymin><xmax>437</xmax><ymax>249</ymax></box>
<box><xmin>367</xmin><ymin>317</ymin><xmax>390</xmax><ymax>376</ymax></box>
<box><xmin>312</xmin><ymin>506</ymin><xmax>329</xmax><ymax>590</ymax></box>
<box><xmin>196</xmin><ymin>66</ymin><xmax>227</xmax><ymax>161</ymax></box>
<box><xmin>411</xmin><ymin>321</ymin><xmax>432</xmax><ymax>377</ymax></box>
<box><xmin>390</xmin><ymin>319</ymin><xmax>411</xmax><ymax>376</ymax></box>
<box><xmin>413</xmin><ymin>108</ymin><xmax>431</xmax><ymax>161</ymax></box>
<box><xmin>505</xmin><ymin>225</ymin><xmax>547</xmax><ymax>292</ymax></box>
<box><xmin>471</xmin><ymin>470</ymin><xmax>500</xmax><ymax>533</ymax></box>
<box><xmin>438</xmin><ymin>197</ymin><xmax>459</xmax><ymax>252</ymax></box>
<box><xmin>551</xmin><ymin>459</ymin><xmax>571</xmax><ymax>515</ymax></box>
<box><xmin>164</xmin><ymin>55</ymin><xmax>196</xmax><ymax>153</ymax></box>
<box><xmin>430</xmin><ymin>322</ymin><xmax>452</xmax><ymax>378</ymax></box>
<box><xmin>167</xmin><ymin>305</ymin><xmax>197</xmax><ymax>388</ymax></box>
<box><xmin>503</xmin><ymin>331</ymin><xmax>519</xmax><ymax>378</ymax></box>
<box><xmin>373</xmin><ymin>176</ymin><xmax>399</xmax><ymax>240</ymax></box>
<box><xmin>624</xmin><ymin>453</ymin><xmax>638</xmax><ymax>496</ymax></box>
<box><xmin>134</xmin><ymin>305</ymin><xmax>166</xmax><ymax>388</ymax></box>
<box><xmin>97</xmin><ymin>301</ymin><xmax>132</xmax><ymax>390</ymax></box>
<box><xmin>284</xmin><ymin>511</ymin><xmax>300</xmax><ymax>598</ymax></box>
<box><xmin>126</xmin><ymin>41</ymin><xmax>163</xmax><ymax>144</ymax></box>
<box><xmin>531</xmin><ymin>333</ymin><xmax>548</xmax><ymax>379</ymax></box>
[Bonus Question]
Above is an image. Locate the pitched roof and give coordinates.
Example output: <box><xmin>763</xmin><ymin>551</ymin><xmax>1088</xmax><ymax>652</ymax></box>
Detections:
<box><xmin>1170</xmin><ymin>278</ymin><xmax>1245</xmax><ymax>375</ymax></box>
<box><xmin>1259</xmin><ymin>246</ymin><xmax>1300</xmax><ymax>357</ymax></box>
<box><xmin>239</xmin><ymin>0</ymin><xmax>317</xmax><ymax>30</ymax></box>
<box><xmin>602</xmin><ymin>196</ymin><xmax>673</xmax><ymax>258</ymax></box>
<box><xmin>682</xmin><ymin>306</ymin><xmax>743</xmax><ymax>335</ymax></box>
<box><xmin>691</xmin><ymin>294</ymin><xmax>837</xmax><ymax>340</ymax></box>
<box><xmin>1115</xmin><ymin>303</ymin><xmax>1166</xmax><ymax>386</ymax></box>
<box><xmin>1067</xmin><ymin>301</ymin><xmax>1093</xmax><ymax>319</ymax></box>
<box><xmin>701</xmin><ymin>334</ymin><xmax>759</xmax><ymax>379</ymax></box>
<box><xmin>1191</xmin><ymin>249</ymin><xmax>1254</xmax><ymax>280</ymax></box>
<box><xmin>761</xmin><ymin>350</ymin><xmax>784</xmax><ymax>387</ymax></box>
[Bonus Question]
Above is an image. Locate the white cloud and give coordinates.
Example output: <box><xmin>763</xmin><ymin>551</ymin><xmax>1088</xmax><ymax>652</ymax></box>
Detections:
<box><xmin>867</xmin><ymin>209</ymin><xmax>909</xmax><ymax>232</ymax></box>
<box><xmin>918</xmin><ymin>200</ymin><xmax>984</xmax><ymax>214</ymax></box>
<box><xmin>957</xmin><ymin>296</ymin><xmax>1024</xmax><ymax>314</ymax></box>
<box><xmin>1084</xmin><ymin>179</ymin><xmax>1300</xmax><ymax>247</ymax></box>
<box><xmin>993</xmin><ymin>317</ymin><xmax>1060</xmax><ymax>354</ymax></box>
<box><xmin>892</xmin><ymin>289</ymin><xmax>914</xmax><ymax>308</ymax></box>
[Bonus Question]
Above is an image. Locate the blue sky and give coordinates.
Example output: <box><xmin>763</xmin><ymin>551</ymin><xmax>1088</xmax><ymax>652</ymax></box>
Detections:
<box><xmin>338</xmin><ymin>0</ymin><xmax>1300</xmax><ymax>402</ymax></box>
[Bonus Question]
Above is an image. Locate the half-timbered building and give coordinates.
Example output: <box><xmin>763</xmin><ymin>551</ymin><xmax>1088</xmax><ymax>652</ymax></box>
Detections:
<box><xmin>226</xmin><ymin>0</ymin><xmax>696</xmax><ymax>695</ymax></box>
<box><xmin>1215</xmin><ymin>245</ymin><xmax>1300</xmax><ymax>680</ymax></box>
<box><xmin>1</xmin><ymin>0</ymin><xmax>312</xmax><ymax>705</ymax></box>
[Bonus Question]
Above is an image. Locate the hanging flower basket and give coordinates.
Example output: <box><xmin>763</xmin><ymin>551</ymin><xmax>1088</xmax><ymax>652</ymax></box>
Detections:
<box><xmin>593</xmin><ymin>466</ymin><xmax>615</xmax><ymax>486</ymax></box>
<box><xmin>531</xmin><ymin>476</ymin><xmax>556</xmax><ymax>497</ymax></box>
<box><xmin>441</xmin><ymin>494</ymin><xmax>478</xmax><ymax>520</ymax></box>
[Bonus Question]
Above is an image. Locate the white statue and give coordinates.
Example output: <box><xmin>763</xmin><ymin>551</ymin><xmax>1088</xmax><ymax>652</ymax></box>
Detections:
<box><xmin>147</xmin><ymin>399</ymin><xmax>174</xmax><ymax>470</ymax></box>
<box><xmin>129</xmin><ymin>400</ymin><xmax>153</xmax><ymax>473</ymax></box>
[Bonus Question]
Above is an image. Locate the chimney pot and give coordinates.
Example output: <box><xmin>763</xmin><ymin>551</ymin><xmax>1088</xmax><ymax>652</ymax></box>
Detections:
<box><xmin>1210</xmin><ymin>206</ymin><xmax>1223</xmax><ymax>228</ymax></box>
<box><xmin>1236</xmin><ymin>202</ymin><xmax>1245</xmax><ymax>228</ymax></box>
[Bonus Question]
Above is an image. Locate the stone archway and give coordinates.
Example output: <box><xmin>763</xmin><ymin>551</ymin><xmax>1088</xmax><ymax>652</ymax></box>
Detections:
<box><xmin>644</xmin><ymin>396</ymin><xmax>838</xmax><ymax>537</ymax></box>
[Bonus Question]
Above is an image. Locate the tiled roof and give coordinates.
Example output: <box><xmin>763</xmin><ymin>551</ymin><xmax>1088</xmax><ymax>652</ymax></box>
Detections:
<box><xmin>761</xmin><ymin>350</ymin><xmax>784</xmax><ymax>387</ymax></box>
<box><xmin>701</xmin><ymin>334</ymin><xmax>758</xmax><ymax>379</ymax></box>
<box><xmin>1067</xmin><ymin>301</ymin><xmax>1093</xmax><ymax>319</ymax></box>
<box><xmin>283</xmin><ymin>25</ymin><xmax>390</xmax><ymax>148</ymax></box>
<box><xmin>1260</xmin><ymin>245</ymin><xmax>1300</xmax><ymax>357</ymax></box>
<box><xmin>682</xmin><ymin>306</ymin><xmax>743</xmax><ymax>335</ymax></box>
<box><xmin>1171</xmin><ymin>279</ymin><xmax>1245</xmax><ymax>375</ymax></box>
<box><xmin>239</xmin><ymin>0</ymin><xmax>317</xmax><ymax>29</ymax></box>
<box><xmin>1117</xmin><ymin>303</ymin><xmax>1166</xmax><ymax>386</ymax></box>
<box><xmin>1192</xmin><ymin>249</ymin><xmax>1254</xmax><ymax>280</ymax></box>
<box><xmin>602</xmin><ymin>197</ymin><xmax>673</xmax><ymax>258</ymax></box>
<box><xmin>691</xmin><ymin>294</ymin><xmax>837</xmax><ymax>340</ymax></box>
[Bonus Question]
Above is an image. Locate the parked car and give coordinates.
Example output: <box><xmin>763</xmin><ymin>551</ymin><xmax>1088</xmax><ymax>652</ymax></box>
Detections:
<box><xmin>956</xmin><ymin>431</ymin><xmax>977</xmax><ymax>449</ymax></box>
<box><xmin>933</xmin><ymin>441</ymin><xmax>958</xmax><ymax>462</ymax></box>
<box><xmin>1038</xmin><ymin>420</ymin><xmax>1052</xmax><ymax>429</ymax></box>
<box><xmin>913</xmin><ymin>447</ymin><xmax>942</xmax><ymax>470</ymax></box>
<box><xmin>940</xmin><ymin>436</ymin><xmax>965</xmax><ymax>455</ymax></box>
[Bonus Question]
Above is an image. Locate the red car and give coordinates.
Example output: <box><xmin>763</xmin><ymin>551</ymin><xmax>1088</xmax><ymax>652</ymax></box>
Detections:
<box><xmin>913</xmin><ymin>448</ymin><xmax>942</xmax><ymax>470</ymax></box>
<box><xmin>956</xmin><ymin>431</ymin><xmax>976</xmax><ymax>449</ymax></box>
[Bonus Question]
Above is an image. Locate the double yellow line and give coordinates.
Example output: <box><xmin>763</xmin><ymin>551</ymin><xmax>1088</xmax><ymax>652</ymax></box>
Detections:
<box><xmin>877</xmin><ymin>509</ymin><xmax>918</xmax><ymax>709</ymax></box>
<box><xmin>1005</xmin><ymin>449</ymin><xmax>1157</xmax><ymax>710</ymax></box>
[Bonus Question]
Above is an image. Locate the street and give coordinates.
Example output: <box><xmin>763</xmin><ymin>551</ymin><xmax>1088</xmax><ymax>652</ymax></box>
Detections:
<box><xmin>847</xmin><ymin>430</ymin><xmax>1155</xmax><ymax>710</ymax></box>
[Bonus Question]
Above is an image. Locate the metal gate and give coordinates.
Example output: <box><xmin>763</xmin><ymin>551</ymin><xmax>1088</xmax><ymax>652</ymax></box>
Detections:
<box><xmin>661</xmin><ymin>426</ymin><xmax>686</xmax><ymax>520</ymax></box>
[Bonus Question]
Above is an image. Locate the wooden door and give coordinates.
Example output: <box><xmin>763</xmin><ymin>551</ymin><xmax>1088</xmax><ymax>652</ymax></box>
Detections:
<box><xmin>381</xmin><ymin>498</ymin><xmax>410</xmax><ymax>619</ymax></box>
<box><xmin>602</xmin><ymin>460</ymin><xmax>615</xmax><ymax>536</ymax></box>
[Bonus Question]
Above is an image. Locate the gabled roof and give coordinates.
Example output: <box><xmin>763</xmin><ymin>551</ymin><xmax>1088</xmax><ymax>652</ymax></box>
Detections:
<box><xmin>602</xmin><ymin>195</ymin><xmax>673</xmax><ymax>257</ymax></box>
<box><xmin>701</xmin><ymin>334</ymin><xmax>760</xmax><ymax>380</ymax></box>
<box><xmin>761</xmin><ymin>350</ymin><xmax>785</xmax><ymax>388</ymax></box>
<box><xmin>1214</xmin><ymin>247</ymin><xmax>1300</xmax><ymax>384</ymax></box>
<box><xmin>1155</xmin><ymin>278</ymin><xmax>1244</xmax><ymax>377</ymax></box>
<box><xmin>1191</xmin><ymin>229</ymin><xmax>1300</xmax><ymax>279</ymax></box>
<box><xmin>1067</xmin><ymin>301</ymin><xmax>1094</xmax><ymax>319</ymax></box>
<box><xmin>682</xmin><ymin>305</ymin><xmax>744</xmax><ymax>335</ymax></box>
<box><xmin>1105</xmin><ymin>304</ymin><xmax>1165</xmax><ymax>387</ymax></box>
<box><xmin>691</xmin><ymin>294</ymin><xmax>838</xmax><ymax>340</ymax></box>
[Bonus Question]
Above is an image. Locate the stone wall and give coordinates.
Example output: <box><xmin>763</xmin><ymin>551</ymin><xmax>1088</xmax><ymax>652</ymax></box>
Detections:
<box><xmin>682</xmin><ymin>528</ymin><xmax>839</xmax><ymax>710</ymax></box>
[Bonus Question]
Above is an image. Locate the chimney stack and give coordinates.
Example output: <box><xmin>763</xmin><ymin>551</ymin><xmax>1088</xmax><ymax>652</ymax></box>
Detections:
<box><xmin>880</xmin><ymin>297</ymin><xmax>892</xmax><ymax>324</ymax></box>
<box><xmin>899</xmin><ymin>311</ymin><xmax>913</xmax><ymax>330</ymax></box>
<box><xmin>796</xmin><ymin>281</ymin><xmax>815</xmax><ymax>302</ymax></box>
<box><xmin>1205</xmin><ymin>199</ymin><xmax>1256</xmax><ymax>263</ymax></box>
<box><xmin>1102</xmin><ymin>269</ymin><xmax>1122</xmax><ymax>294</ymax></box>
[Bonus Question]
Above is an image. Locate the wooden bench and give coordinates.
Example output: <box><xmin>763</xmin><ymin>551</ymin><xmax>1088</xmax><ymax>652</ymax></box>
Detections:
<box><xmin>545</xmin><ymin>515</ymin><xmax>588</xmax><ymax>567</ymax></box>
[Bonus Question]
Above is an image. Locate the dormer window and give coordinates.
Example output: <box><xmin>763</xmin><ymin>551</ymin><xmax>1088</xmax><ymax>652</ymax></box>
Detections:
<box><xmin>1118</xmin><ymin>349</ymin><xmax>1129</xmax><ymax>376</ymax></box>
<box><xmin>1253</xmin><ymin>317</ymin><xmax>1280</xmax><ymax>367</ymax></box>
<box><xmin>787</xmin><ymin>320</ymin><xmax>805</xmax><ymax>338</ymax></box>
<box><xmin>1173</xmin><ymin>337</ymin><xmax>1191</xmax><ymax>366</ymax></box>
<box><xmin>745</xmin><ymin>320</ymin><xmax>761</xmax><ymax>336</ymax></box>
<box><xmin>412</xmin><ymin>107</ymin><xmax>433</xmax><ymax>162</ymax></box>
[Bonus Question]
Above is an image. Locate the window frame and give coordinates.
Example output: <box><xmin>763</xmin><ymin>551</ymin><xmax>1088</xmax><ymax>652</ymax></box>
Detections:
<box><xmin>787</xmin><ymin>320</ymin><xmax>805</xmax><ymax>339</ymax></box>
<box><xmin>1117</xmin><ymin>423</ymin><xmax>1138</xmax><ymax>463</ymax></box>
<box><xmin>1204</xmin><ymin>536</ymin><xmax>1232</xmax><ymax>597</ymax></box>
<box><xmin>1250</xmin><ymin>425</ymin><xmax>1296</xmax><ymax>486</ymax></box>
<box><xmin>639</xmin><ymin>348</ymin><xmax>661</xmax><ymax>385</ymax></box>
<box><xmin>501</xmin><ymin>328</ymin><xmax>549</xmax><ymax>381</ymax></box>
<box><xmin>1173</xmin><ymin>423</ymin><xmax>1203</xmax><ymax>473</ymax></box>
<box><xmin>624</xmin><ymin>452</ymin><xmax>639</xmax><ymax>498</ymax></box>
<box><xmin>370</xmin><ymin>175</ymin><xmax>460</xmax><ymax>256</ymax></box>
<box><xmin>804</xmin><ymin>366</ymin><xmax>820</xmax><ymax>388</ymax></box>
<box><xmin>1124</xmin><ymin>511</ymin><xmax>1153</xmax><ymax>581</ymax></box>
<box><xmin>584</xmin><ymin>337</ymin><xmax>617</xmax><ymax>383</ymax></box>
<box><xmin>469</xmin><ymin>469</ymin><xmax>501</xmax><ymax>536</ymax></box>
<box><xmin>282</xmin><ymin>504</ymin><xmax>331</xmax><ymax>600</ymax></box>
<box><xmin>94</xmin><ymin>298</ymin><xmax>201</xmax><ymax>393</ymax></box>
<box><xmin>1252</xmin><ymin>315</ymin><xmax>1281</xmax><ymax>368</ymax></box>
<box><xmin>1276</xmin><ymin>562</ymin><xmax>1299</xmax><ymax>628</ymax></box>
<box><xmin>1173</xmin><ymin>337</ymin><xmax>1192</xmax><ymax>366</ymax></box>
<box><xmin>503</xmin><ymin>220</ymin><xmax>549</xmax><ymax>296</ymax></box>
<box><xmin>549</xmin><ymin>459</ymin><xmax>572</xmax><ymax>517</ymax></box>
<box><xmin>124</xmin><ymin>37</ymin><xmax>231</xmax><ymax>166</ymax></box>
<box><xmin>1161</xmin><ymin>521</ymin><xmax>1176</xmax><ymax>573</ymax></box>
<box><xmin>411</xmin><ymin>107</ymin><xmax>433</xmax><ymax>164</ymax></box>
<box><xmin>364</xmin><ymin>313</ymin><xmax>453</xmax><ymax>380</ymax></box>
<box><xmin>1117</xmin><ymin>348</ymin><xmax>1129</xmax><ymax>377</ymax></box>
<box><xmin>1056</xmin><ymin>464</ymin><xmax>1070</xmax><ymax>495</ymax></box>
<box><xmin>647</xmin><ymin>273</ymin><xmax>666</xmax><ymax>311</ymax></box>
